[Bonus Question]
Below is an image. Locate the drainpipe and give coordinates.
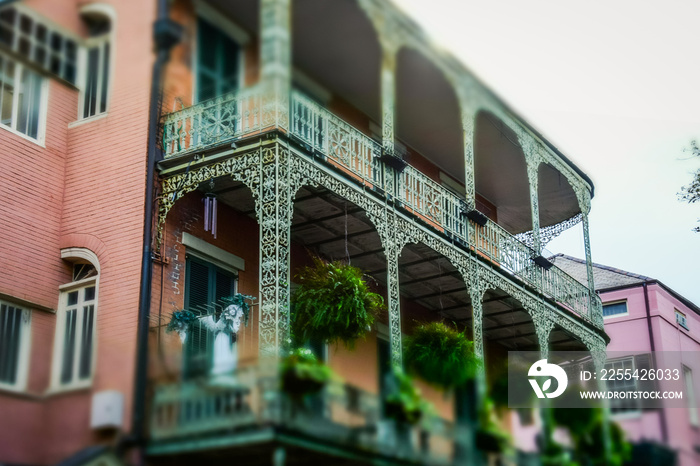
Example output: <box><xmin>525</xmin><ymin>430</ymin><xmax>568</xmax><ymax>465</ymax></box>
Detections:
<box><xmin>643</xmin><ymin>282</ymin><xmax>667</xmax><ymax>443</ymax></box>
<box><xmin>130</xmin><ymin>0</ymin><xmax>181</xmax><ymax>461</ymax></box>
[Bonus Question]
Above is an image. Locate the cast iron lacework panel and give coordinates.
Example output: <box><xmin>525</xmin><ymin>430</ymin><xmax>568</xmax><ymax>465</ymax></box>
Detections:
<box><xmin>156</xmin><ymin>146</ymin><xmax>605</xmax><ymax>359</ymax></box>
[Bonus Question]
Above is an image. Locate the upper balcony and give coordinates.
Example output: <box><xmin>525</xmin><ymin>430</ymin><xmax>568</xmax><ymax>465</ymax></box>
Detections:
<box><xmin>157</xmin><ymin>0</ymin><xmax>602</xmax><ymax>330</ymax></box>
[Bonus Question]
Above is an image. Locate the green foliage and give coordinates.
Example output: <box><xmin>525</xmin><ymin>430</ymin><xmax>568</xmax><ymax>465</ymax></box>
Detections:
<box><xmin>680</xmin><ymin>140</ymin><xmax>700</xmax><ymax>232</ymax></box>
<box><xmin>576</xmin><ymin>418</ymin><xmax>632</xmax><ymax>466</ymax></box>
<box><xmin>280</xmin><ymin>348</ymin><xmax>334</xmax><ymax>398</ymax></box>
<box><xmin>165</xmin><ymin>309</ymin><xmax>197</xmax><ymax>333</ymax></box>
<box><xmin>475</xmin><ymin>395</ymin><xmax>512</xmax><ymax>454</ymax></box>
<box><xmin>404</xmin><ymin>322</ymin><xmax>480</xmax><ymax>390</ymax></box>
<box><xmin>540</xmin><ymin>441</ymin><xmax>577</xmax><ymax>466</ymax></box>
<box><xmin>551</xmin><ymin>402</ymin><xmax>631</xmax><ymax>466</ymax></box>
<box><xmin>291</xmin><ymin>257</ymin><xmax>384</xmax><ymax>347</ymax></box>
<box><xmin>385</xmin><ymin>367</ymin><xmax>432</xmax><ymax>425</ymax></box>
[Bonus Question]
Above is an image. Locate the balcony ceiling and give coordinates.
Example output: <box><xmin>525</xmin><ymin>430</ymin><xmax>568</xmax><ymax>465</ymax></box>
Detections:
<box><xmin>210</xmin><ymin>0</ymin><xmax>259</xmax><ymax>33</ymax></box>
<box><xmin>475</xmin><ymin>113</ymin><xmax>581</xmax><ymax>234</ymax></box>
<box><xmin>204</xmin><ymin>179</ymin><xmax>587</xmax><ymax>351</ymax></box>
<box><xmin>396</xmin><ymin>48</ymin><xmax>464</xmax><ymax>184</ymax></box>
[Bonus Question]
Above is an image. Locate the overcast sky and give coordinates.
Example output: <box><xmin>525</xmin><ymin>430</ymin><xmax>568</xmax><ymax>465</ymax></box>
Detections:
<box><xmin>393</xmin><ymin>0</ymin><xmax>700</xmax><ymax>305</ymax></box>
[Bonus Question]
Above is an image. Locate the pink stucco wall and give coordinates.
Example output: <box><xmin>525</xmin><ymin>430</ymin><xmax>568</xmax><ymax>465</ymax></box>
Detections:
<box><xmin>603</xmin><ymin>282</ymin><xmax>700</xmax><ymax>466</ymax></box>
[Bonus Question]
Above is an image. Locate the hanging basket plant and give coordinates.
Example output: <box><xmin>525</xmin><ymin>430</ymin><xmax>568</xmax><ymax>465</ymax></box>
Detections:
<box><xmin>280</xmin><ymin>348</ymin><xmax>335</xmax><ymax>399</ymax></box>
<box><xmin>165</xmin><ymin>310</ymin><xmax>197</xmax><ymax>343</ymax></box>
<box><xmin>404</xmin><ymin>322</ymin><xmax>481</xmax><ymax>390</ymax></box>
<box><xmin>384</xmin><ymin>367</ymin><xmax>432</xmax><ymax>425</ymax></box>
<box><xmin>291</xmin><ymin>257</ymin><xmax>384</xmax><ymax>347</ymax></box>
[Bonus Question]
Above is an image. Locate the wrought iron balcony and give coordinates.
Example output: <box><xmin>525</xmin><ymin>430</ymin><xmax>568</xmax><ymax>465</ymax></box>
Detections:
<box><xmin>159</xmin><ymin>88</ymin><xmax>603</xmax><ymax>330</ymax></box>
<box><xmin>149</xmin><ymin>365</ymin><xmax>456</xmax><ymax>464</ymax></box>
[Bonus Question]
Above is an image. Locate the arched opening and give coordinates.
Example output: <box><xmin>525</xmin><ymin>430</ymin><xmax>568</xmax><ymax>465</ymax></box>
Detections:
<box><xmin>474</xmin><ymin>111</ymin><xmax>531</xmax><ymax>233</ymax></box>
<box><xmin>536</xmin><ymin>163</ymin><xmax>583</xmax><ymax>256</ymax></box>
<box><xmin>396</xmin><ymin>48</ymin><xmax>464</xmax><ymax>187</ymax></box>
<box><xmin>292</xmin><ymin>0</ymin><xmax>381</xmax><ymax>126</ymax></box>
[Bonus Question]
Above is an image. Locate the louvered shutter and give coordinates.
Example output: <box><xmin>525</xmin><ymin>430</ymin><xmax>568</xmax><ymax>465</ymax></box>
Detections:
<box><xmin>185</xmin><ymin>258</ymin><xmax>211</xmax><ymax>378</ymax></box>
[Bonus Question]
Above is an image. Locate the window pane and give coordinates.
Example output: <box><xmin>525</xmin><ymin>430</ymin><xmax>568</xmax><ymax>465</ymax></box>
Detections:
<box><xmin>84</xmin><ymin>286</ymin><xmax>96</xmax><ymax>302</ymax></box>
<box><xmin>61</xmin><ymin>309</ymin><xmax>78</xmax><ymax>384</ymax></box>
<box><xmin>83</xmin><ymin>46</ymin><xmax>99</xmax><ymax>118</ymax></box>
<box><xmin>603</xmin><ymin>302</ymin><xmax>627</xmax><ymax>317</ymax></box>
<box><xmin>0</xmin><ymin>57</ymin><xmax>15</xmax><ymax>127</ymax></box>
<box><xmin>0</xmin><ymin>304</ymin><xmax>23</xmax><ymax>385</ymax></box>
<box><xmin>67</xmin><ymin>290</ymin><xmax>79</xmax><ymax>306</ymax></box>
<box><xmin>16</xmin><ymin>65</ymin><xmax>41</xmax><ymax>138</ymax></box>
<box><xmin>99</xmin><ymin>42</ymin><xmax>109</xmax><ymax>113</ymax></box>
<box><xmin>79</xmin><ymin>305</ymin><xmax>94</xmax><ymax>379</ymax></box>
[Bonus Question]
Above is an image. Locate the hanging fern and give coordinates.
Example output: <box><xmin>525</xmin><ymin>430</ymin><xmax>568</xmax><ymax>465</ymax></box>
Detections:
<box><xmin>291</xmin><ymin>257</ymin><xmax>384</xmax><ymax>347</ymax></box>
<box><xmin>404</xmin><ymin>322</ymin><xmax>480</xmax><ymax>390</ymax></box>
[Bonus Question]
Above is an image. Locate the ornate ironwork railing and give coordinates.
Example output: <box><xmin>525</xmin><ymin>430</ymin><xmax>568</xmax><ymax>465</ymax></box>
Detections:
<box><xmin>149</xmin><ymin>366</ymin><xmax>455</xmax><ymax>464</ymax></box>
<box><xmin>159</xmin><ymin>89</ymin><xmax>602</xmax><ymax>328</ymax></box>
<box><xmin>288</xmin><ymin>91</ymin><xmax>600</xmax><ymax>328</ymax></box>
<box><xmin>161</xmin><ymin>84</ymin><xmax>266</xmax><ymax>158</ymax></box>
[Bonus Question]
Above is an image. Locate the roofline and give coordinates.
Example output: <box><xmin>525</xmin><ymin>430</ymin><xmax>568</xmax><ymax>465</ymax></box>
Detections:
<box><xmin>598</xmin><ymin>280</ymin><xmax>700</xmax><ymax>317</ymax></box>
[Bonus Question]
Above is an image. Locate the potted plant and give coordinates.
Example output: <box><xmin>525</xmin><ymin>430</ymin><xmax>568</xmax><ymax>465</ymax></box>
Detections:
<box><xmin>280</xmin><ymin>348</ymin><xmax>334</xmax><ymax>399</ymax></box>
<box><xmin>384</xmin><ymin>367</ymin><xmax>431</xmax><ymax>425</ymax></box>
<box><xmin>291</xmin><ymin>257</ymin><xmax>384</xmax><ymax>347</ymax></box>
<box><xmin>404</xmin><ymin>322</ymin><xmax>480</xmax><ymax>390</ymax></box>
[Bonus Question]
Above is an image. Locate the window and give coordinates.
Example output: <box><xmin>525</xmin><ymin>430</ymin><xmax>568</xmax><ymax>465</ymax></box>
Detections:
<box><xmin>0</xmin><ymin>52</ymin><xmax>46</xmax><ymax>141</ymax></box>
<box><xmin>676</xmin><ymin>310</ymin><xmax>689</xmax><ymax>330</ymax></box>
<box><xmin>195</xmin><ymin>16</ymin><xmax>240</xmax><ymax>102</ymax></box>
<box><xmin>0</xmin><ymin>300</ymin><xmax>31</xmax><ymax>390</ymax></box>
<box><xmin>0</xmin><ymin>5</ymin><xmax>78</xmax><ymax>84</ymax></box>
<box><xmin>603</xmin><ymin>301</ymin><xmax>628</xmax><ymax>318</ymax></box>
<box><xmin>684</xmin><ymin>366</ymin><xmax>699</xmax><ymax>426</ymax></box>
<box><xmin>79</xmin><ymin>6</ymin><xmax>112</xmax><ymax>119</ymax></box>
<box><xmin>184</xmin><ymin>255</ymin><xmax>237</xmax><ymax>378</ymax></box>
<box><xmin>604</xmin><ymin>357</ymin><xmax>639</xmax><ymax>414</ymax></box>
<box><xmin>52</xmin><ymin>257</ymin><xmax>99</xmax><ymax>389</ymax></box>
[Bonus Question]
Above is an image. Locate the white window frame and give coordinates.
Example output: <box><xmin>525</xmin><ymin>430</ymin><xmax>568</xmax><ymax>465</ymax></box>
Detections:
<box><xmin>676</xmin><ymin>309</ymin><xmax>689</xmax><ymax>331</ymax></box>
<box><xmin>50</xmin><ymin>249</ymin><xmax>100</xmax><ymax>392</ymax></box>
<box><xmin>192</xmin><ymin>0</ymin><xmax>248</xmax><ymax>104</ymax></box>
<box><xmin>75</xmin><ymin>4</ymin><xmax>116</xmax><ymax>122</ymax></box>
<box><xmin>605</xmin><ymin>357</ymin><xmax>640</xmax><ymax>415</ymax></box>
<box><xmin>0</xmin><ymin>300</ymin><xmax>32</xmax><ymax>392</ymax></box>
<box><xmin>0</xmin><ymin>51</ymin><xmax>49</xmax><ymax>145</ymax></box>
<box><xmin>602</xmin><ymin>300</ymin><xmax>629</xmax><ymax>320</ymax></box>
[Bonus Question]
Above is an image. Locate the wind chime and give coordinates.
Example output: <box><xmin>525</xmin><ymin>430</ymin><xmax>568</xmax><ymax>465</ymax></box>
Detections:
<box><xmin>203</xmin><ymin>180</ymin><xmax>218</xmax><ymax>238</ymax></box>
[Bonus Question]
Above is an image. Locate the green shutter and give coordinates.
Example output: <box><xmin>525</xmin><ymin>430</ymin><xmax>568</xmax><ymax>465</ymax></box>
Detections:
<box><xmin>184</xmin><ymin>256</ymin><xmax>237</xmax><ymax>379</ymax></box>
<box><xmin>196</xmin><ymin>17</ymin><xmax>240</xmax><ymax>102</ymax></box>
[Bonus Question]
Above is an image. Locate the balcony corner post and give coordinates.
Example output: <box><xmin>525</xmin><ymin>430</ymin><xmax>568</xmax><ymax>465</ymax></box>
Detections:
<box><xmin>575</xmin><ymin>187</ymin><xmax>598</xmax><ymax>322</ymax></box>
<box><xmin>462</xmin><ymin>109</ymin><xmax>477</xmax><ymax>212</ymax></box>
<box><xmin>260</xmin><ymin>0</ymin><xmax>291</xmax><ymax>131</ymax></box>
<box><xmin>257</xmin><ymin>143</ymin><xmax>294</xmax><ymax>359</ymax></box>
<box><xmin>524</xmin><ymin>145</ymin><xmax>543</xmax><ymax>255</ymax></box>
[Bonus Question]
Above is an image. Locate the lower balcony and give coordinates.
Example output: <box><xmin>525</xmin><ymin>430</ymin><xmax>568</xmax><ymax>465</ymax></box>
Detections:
<box><xmin>148</xmin><ymin>365</ymin><xmax>459</xmax><ymax>465</ymax></box>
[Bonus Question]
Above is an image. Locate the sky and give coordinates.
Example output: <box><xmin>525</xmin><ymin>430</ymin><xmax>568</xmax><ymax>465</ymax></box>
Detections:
<box><xmin>393</xmin><ymin>0</ymin><xmax>700</xmax><ymax>305</ymax></box>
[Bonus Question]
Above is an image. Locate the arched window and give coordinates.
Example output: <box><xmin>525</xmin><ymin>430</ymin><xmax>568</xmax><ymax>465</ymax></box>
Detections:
<box><xmin>51</xmin><ymin>248</ymin><xmax>100</xmax><ymax>389</ymax></box>
<box><xmin>78</xmin><ymin>4</ymin><xmax>114</xmax><ymax>119</ymax></box>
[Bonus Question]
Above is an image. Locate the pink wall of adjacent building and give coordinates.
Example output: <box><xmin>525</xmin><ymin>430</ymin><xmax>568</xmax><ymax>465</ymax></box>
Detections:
<box><xmin>0</xmin><ymin>0</ymin><xmax>155</xmax><ymax>463</ymax></box>
<box><xmin>603</xmin><ymin>282</ymin><xmax>700</xmax><ymax>466</ymax></box>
